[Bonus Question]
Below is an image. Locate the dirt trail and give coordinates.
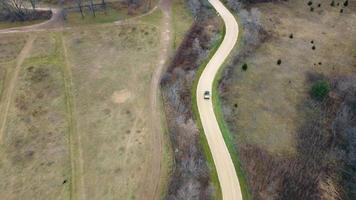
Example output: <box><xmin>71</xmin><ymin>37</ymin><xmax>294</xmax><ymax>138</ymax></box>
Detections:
<box><xmin>60</xmin><ymin>35</ymin><xmax>86</xmax><ymax>200</ymax></box>
<box><xmin>138</xmin><ymin>0</ymin><xmax>172</xmax><ymax>199</ymax></box>
<box><xmin>0</xmin><ymin>35</ymin><xmax>35</xmax><ymax>142</ymax></box>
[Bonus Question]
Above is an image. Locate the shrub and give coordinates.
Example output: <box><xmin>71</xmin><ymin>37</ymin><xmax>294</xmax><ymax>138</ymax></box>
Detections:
<box><xmin>351</xmin><ymin>102</ymin><xmax>356</xmax><ymax>115</ymax></box>
<box><xmin>242</xmin><ymin>63</ymin><xmax>248</xmax><ymax>71</ymax></box>
<box><xmin>344</xmin><ymin>0</ymin><xmax>348</xmax><ymax>7</ymax></box>
<box><xmin>308</xmin><ymin>1</ymin><xmax>313</xmax><ymax>6</ymax></box>
<box><xmin>277</xmin><ymin>59</ymin><xmax>282</xmax><ymax>65</ymax></box>
<box><xmin>310</xmin><ymin>7</ymin><xmax>314</xmax><ymax>12</ymax></box>
<box><xmin>289</xmin><ymin>33</ymin><xmax>293</xmax><ymax>39</ymax></box>
<box><xmin>310</xmin><ymin>80</ymin><xmax>330</xmax><ymax>101</ymax></box>
<box><xmin>331</xmin><ymin>0</ymin><xmax>335</xmax><ymax>6</ymax></box>
<box><xmin>312</xmin><ymin>46</ymin><xmax>316</xmax><ymax>50</ymax></box>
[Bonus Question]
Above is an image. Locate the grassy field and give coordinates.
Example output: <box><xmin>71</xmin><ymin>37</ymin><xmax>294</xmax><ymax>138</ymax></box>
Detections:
<box><xmin>220</xmin><ymin>0</ymin><xmax>356</xmax><ymax>198</ymax></box>
<box><xmin>63</xmin><ymin>21</ymin><xmax>162</xmax><ymax>199</ymax></box>
<box><xmin>0</xmin><ymin>35</ymin><xmax>27</xmax><ymax>62</ymax></box>
<box><xmin>223</xmin><ymin>0</ymin><xmax>356</xmax><ymax>155</ymax></box>
<box><xmin>0</xmin><ymin>6</ymin><xmax>171</xmax><ymax>199</ymax></box>
<box><xmin>0</xmin><ymin>33</ymin><xmax>71</xmax><ymax>199</ymax></box>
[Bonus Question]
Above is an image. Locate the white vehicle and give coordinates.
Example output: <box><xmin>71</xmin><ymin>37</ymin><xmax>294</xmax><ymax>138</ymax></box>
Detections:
<box><xmin>204</xmin><ymin>91</ymin><xmax>211</xmax><ymax>100</ymax></box>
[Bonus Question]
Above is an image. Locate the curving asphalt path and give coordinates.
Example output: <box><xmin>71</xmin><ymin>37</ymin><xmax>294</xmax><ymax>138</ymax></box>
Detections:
<box><xmin>196</xmin><ymin>0</ymin><xmax>241</xmax><ymax>199</ymax></box>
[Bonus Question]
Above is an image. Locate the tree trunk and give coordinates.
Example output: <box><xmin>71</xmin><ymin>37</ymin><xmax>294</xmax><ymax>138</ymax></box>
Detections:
<box><xmin>90</xmin><ymin>0</ymin><xmax>96</xmax><ymax>17</ymax></box>
<box><xmin>30</xmin><ymin>0</ymin><xmax>36</xmax><ymax>11</ymax></box>
<box><xmin>79</xmin><ymin>4</ymin><xmax>84</xmax><ymax>18</ymax></box>
<box><xmin>102</xmin><ymin>0</ymin><xmax>107</xmax><ymax>15</ymax></box>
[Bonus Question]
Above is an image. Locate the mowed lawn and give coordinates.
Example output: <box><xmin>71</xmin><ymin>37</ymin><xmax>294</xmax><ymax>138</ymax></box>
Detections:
<box><xmin>0</xmin><ymin>8</ymin><xmax>167</xmax><ymax>199</ymax></box>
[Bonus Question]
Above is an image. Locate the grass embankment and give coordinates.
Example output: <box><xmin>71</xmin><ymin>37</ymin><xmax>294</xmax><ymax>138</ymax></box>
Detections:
<box><xmin>0</xmin><ymin>19</ymin><xmax>45</xmax><ymax>29</ymax></box>
<box><xmin>212</xmin><ymin>16</ymin><xmax>252</xmax><ymax>200</ymax></box>
<box><xmin>158</xmin><ymin>100</ymin><xmax>173</xmax><ymax>199</ymax></box>
<box><xmin>191</xmin><ymin>26</ymin><xmax>225</xmax><ymax>200</ymax></box>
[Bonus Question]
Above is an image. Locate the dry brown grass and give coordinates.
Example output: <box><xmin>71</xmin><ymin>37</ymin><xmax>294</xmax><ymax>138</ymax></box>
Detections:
<box><xmin>220</xmin><ymin>0</ymin><xmax>356</xmax><ymax>199</ymax></box>
<box><xmin>62</xmin><ymin>21</ymin><xmax>163</xmax><ymax>199</ymax></box>
<box><xmin>0</xmin><ymin>7</ymin><xmax>174</xmax><ymax>199</ymax></box>
<box><xmin>0</xmin><ymin>33</ymin><xmax>71</xmax><ymax>200</ymax></box>
<box><xmin>0</xmin><ymin>34</ymin><xmax>27</xmax><ymax>63</ymax></box>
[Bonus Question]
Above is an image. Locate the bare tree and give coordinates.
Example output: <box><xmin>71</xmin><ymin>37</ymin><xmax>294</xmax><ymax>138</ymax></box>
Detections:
<box><xmin>187</xmin><ymin>0</ymin><xmax>201</xmax><ymax>17</ymax></box>
<box><xmin>89</xmin><ymin>0</ymin><xmax>95</xmax><ymax>17</ymax></box>
<box><xmin>101</xmin><ymin>0</ymin><xmax>107</xmax><ymax>14</ymax></box>
<box><xmin>28</xmin><ymin>0</ymin><xmax>37</xmax><ymax>10</ymax></box>
<box><xmin>0</xmin><ymin>0</ymin><xmax>28</xmax><ymax>21</ymax></box>
<box><xmin>227</xmin><ymin>0</ymin><xmax>242</xmax><ymax>11</ymax></box>
<box><xmin>75</xmin><ymin>0</ymin><xmax>84</xmax><ymax>19</ymax></box>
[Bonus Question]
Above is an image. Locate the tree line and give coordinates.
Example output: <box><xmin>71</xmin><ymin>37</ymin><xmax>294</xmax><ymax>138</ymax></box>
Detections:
<box><xmin>0</xmin><ymin>0</ymin><xmax>46</xmax><ymax>21</ymax></box>
<box><xmin>1</xmin><ymin>0</ymin><xmax>151</xmax><ymax>21</ymax></box>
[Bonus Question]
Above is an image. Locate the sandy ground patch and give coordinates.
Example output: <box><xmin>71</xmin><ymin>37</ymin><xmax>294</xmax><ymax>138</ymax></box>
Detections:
<box><xmin>112</xmin><ymin>89</ymin><xmax>132</xmax><ymax>104</ymax></box>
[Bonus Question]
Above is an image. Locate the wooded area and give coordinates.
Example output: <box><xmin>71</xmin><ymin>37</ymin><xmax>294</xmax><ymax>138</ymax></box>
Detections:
<box><xmin>0</xmin><ymin>0</ymin><xmax>50</xmax><ymax>21</ymax></box>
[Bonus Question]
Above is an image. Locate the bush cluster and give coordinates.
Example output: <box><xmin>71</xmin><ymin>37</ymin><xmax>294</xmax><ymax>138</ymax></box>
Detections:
<box><xmin>310</xmin><ymin>80</ymin><xmax>330</xmax><ymax>101</ymax></box>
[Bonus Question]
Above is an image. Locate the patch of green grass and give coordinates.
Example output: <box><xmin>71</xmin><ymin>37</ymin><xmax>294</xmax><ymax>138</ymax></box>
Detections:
<box><xmin>139</xmin><ymin>9</ymin><xmax>163</xmax><ymax>26</ymax></box>
<box><xmin>191</xmin><ymin>26</ymin><xmax>224</xmax><ymax>200</ymax></box>
<box><xmin>65</xmin><ymin>7</ymin><xmax>128</xmax><ymax>26</ymax></box>
<box><xmin>212</xmin><ymin>14</ymin><xmax>252</xmax><ymax>200</ymax></box>
<box><xmin>310</xmin><ymin>80</ymin><xmax>330</xmax><ymax>101</ymax></box>
<box><xmin>172</xmin><ymin>0</ymin><xmax>193</xmax><ymax>49</ymax></box>
<box><xmin>0</xmin><ymin>68</ymin><xmax>6</xmax><ymax>99</ymax></box>
<box><xmin>0</xmin><ymin>19</ymin><xmax>45</xmax><ymax>29</ymax></box>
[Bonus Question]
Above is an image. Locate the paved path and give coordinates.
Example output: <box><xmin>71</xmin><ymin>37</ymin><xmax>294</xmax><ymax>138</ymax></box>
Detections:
<box><xmin>196</xmin><ymin>0</ymin><xmax>242</xmax><ymax>199</ymax></box>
